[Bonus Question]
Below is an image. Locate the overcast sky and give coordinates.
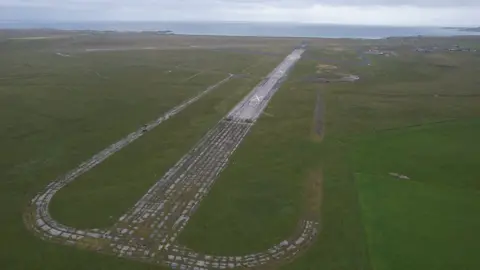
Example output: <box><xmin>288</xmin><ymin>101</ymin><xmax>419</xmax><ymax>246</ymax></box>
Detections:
<box><xmin>1</xmin><ymin>0</ymin><xmax>480</xmax><ymax>26</ymax></box>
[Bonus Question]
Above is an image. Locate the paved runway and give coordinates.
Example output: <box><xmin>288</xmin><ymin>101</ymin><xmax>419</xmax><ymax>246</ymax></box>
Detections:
<box><xmin>227</xmin><ymin>49</ymin><xmax>304</xmax><ymax>122</ymax></box>
<box><xmin>27</xmin><ymin>48</ymin><xmax>317</xmax><ymax>270</ymax></box>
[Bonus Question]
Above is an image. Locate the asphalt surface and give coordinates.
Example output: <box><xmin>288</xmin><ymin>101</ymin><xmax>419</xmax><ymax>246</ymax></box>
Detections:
<box><xmin>227</xmin><ymin>49</ymin><xmax>304</xmax><ymax>122</ymax></box>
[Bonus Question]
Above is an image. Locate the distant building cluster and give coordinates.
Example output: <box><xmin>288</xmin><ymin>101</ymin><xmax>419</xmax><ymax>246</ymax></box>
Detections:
<box><xmin>415</xmin><ymin>47</ymin><xmax>436</xmax><ymax>53</ymax></box>
<box><xmin>156</xmin><ymin>30</ymin><xmax>174</xmax><ymax>35</ymax></box>
<box><xmin>448</xmin><ymin>45</ymin><xmax>477</xmax><ymax>52</ymax></box>
<box><xmin>365</xmin><ymin>48</ymin><xmax>398</xmax><ymax>57</ymax></box>
<box><xmin>415</xmin><ymin>45</ymin><xmax>477</xmax><ymax>53</ymax></box>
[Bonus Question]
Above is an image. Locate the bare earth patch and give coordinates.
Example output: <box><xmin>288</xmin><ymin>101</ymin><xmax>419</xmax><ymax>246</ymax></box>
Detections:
<box><xmin>316</xmin><ymin>64</ymin><xmax>338</xmax><ymax>73</ymax></box>
<box><xmin>305</xmin><ymin>170</ymin><xmax>323</xmax><ymax>221</ymax></box>
<box><xmin>312</xmin><ymin>90</ymin><xmax>324</xmax><ymax>143</ymax></box>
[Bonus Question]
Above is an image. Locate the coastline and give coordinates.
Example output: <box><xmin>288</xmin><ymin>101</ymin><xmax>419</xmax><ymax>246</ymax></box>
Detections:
<box><xmin>2</xmin><ymin>21</ymin><xmax>480</xmax><ymax>39</ymax></box>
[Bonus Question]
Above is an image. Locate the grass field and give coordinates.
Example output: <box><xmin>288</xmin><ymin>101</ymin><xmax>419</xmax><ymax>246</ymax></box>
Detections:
<box><xmin>179</xmin><ymin>38</ymin><xmax>480</xmax><ymax>269</ymax></box>
<box><xmin>354</xmin><ymin>120</ymin><xmax>480</xmax><ymax>270</ymax></box>
<box><xmin>1</xmin><ymin>30</ymin><xmax>480</xmax><ymax>269</ymax></box>
<box><xmin>0</xmin><ymin>32</ymin><xmax>286</xmax><ymax>269</ymax></box>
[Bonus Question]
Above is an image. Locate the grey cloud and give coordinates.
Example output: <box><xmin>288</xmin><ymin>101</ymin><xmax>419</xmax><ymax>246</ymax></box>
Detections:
<box><xmin>2</xmin><ymin>0</ymin><xmax>480</xmax><ymax>9</ymax></box>
<box><xmin>1</xmin><ymin>0</ymin><xmax>480</xmax><ymax>25</ymax></box>
<box><xmin>315</xmin><ymin>0</ymin><xmax>480</xmax><ymax>7</ymax></box>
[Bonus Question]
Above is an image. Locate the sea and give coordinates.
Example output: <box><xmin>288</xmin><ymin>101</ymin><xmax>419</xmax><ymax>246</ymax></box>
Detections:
<box><xmin>1</xmin><ymin>21</ymin><xmax>478</xmax><ymax>39</ymax></box>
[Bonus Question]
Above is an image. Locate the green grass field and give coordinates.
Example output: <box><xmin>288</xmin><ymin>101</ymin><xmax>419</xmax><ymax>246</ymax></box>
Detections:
<box><xmin>1</xmin><ymin>30</ymin><xmax>479</xmax><ymax>269</ymax></box>
<box><xmin>0</xmin><ymin>32</ymin><xmax>285</xmax><ymax>269</ymax></box>
<box><xmin>179</xmin><ymin>40</ymin><xmax>480</xmax><ymax>269</ymax></box>
<box><xmin>354</xmin><ymin>120</ymin><xmax>480</xmax><ymax>270</ymax></box>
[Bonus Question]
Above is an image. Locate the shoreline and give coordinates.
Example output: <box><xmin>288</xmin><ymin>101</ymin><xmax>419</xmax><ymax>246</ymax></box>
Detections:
<box><xmin>1</xmin><ymin>24</ymin><xmax>480</xmax><ymax>40</ymax></box>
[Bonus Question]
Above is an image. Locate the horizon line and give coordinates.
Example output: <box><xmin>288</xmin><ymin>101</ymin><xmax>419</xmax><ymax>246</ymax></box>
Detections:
<box><xmin>0</xmin><ymin>20</ymin><xmax>478</xmax><ymax>28</ymax></box>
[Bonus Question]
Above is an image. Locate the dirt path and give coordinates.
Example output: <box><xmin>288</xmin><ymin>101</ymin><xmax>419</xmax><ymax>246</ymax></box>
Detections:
<box><xmin>314</xmin><ymin>90</ymin><xmax>324</xmax><ymax>139</ymax></box>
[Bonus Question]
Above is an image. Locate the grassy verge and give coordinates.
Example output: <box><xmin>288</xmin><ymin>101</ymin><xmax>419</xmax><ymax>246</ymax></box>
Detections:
<box><xmin>357</xmin><ymin>174</ymin><xmax>480</xmax><ymax>270</ymax></box>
